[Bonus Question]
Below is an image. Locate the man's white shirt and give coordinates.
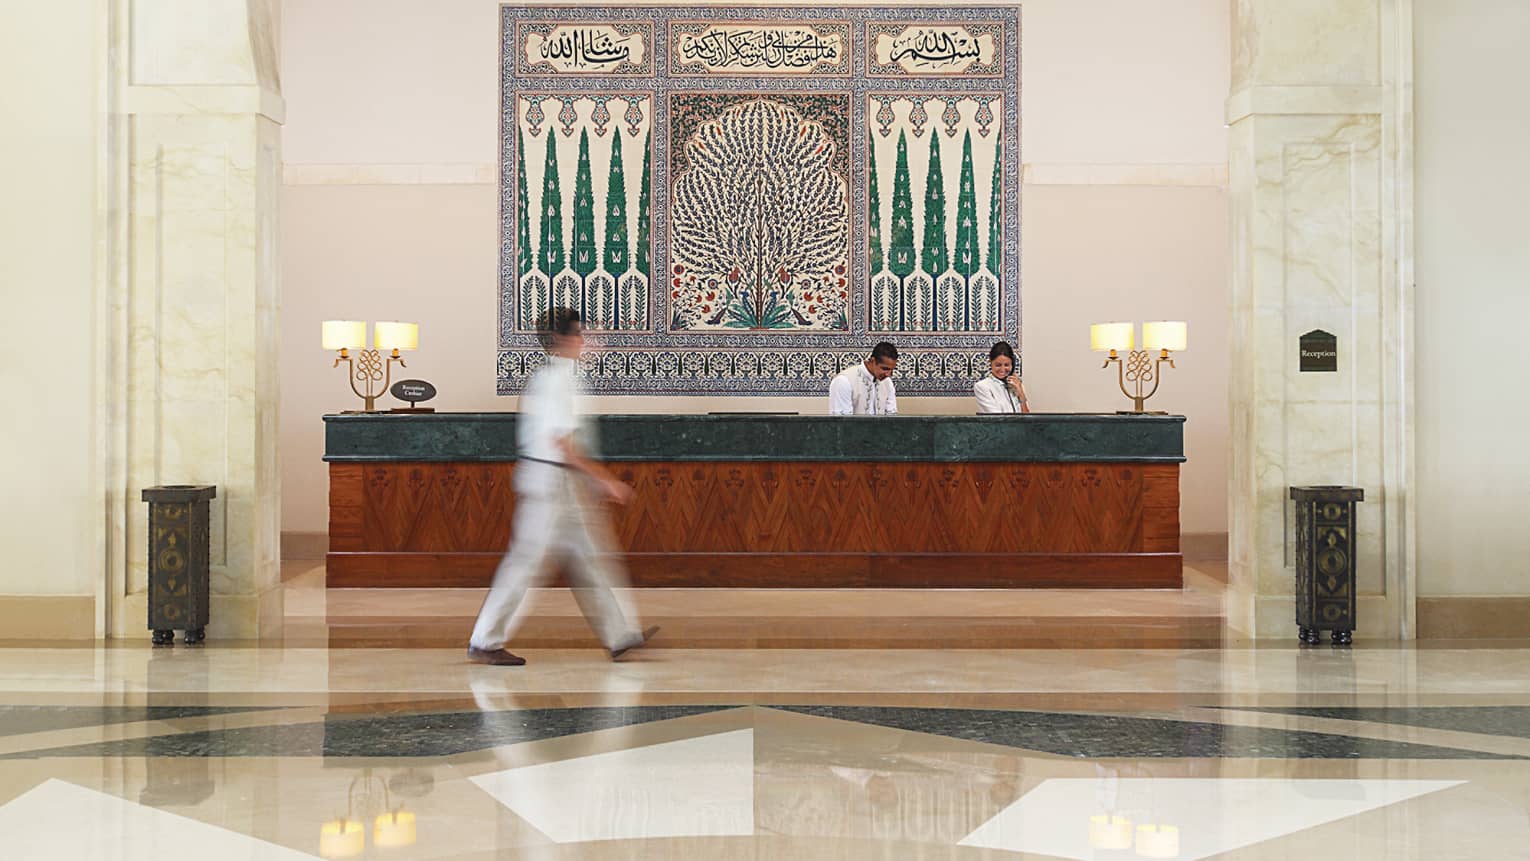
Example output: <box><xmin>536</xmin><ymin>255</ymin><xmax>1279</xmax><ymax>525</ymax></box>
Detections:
<box><xmin>515</xmin><ymin>355</ymin><xmax>590</xmax><ymax>495</ymax></box>
<box><xmin>829</xmin><ymin>362</ymin><xmax>898</xmax><ymax>416</ymax></box>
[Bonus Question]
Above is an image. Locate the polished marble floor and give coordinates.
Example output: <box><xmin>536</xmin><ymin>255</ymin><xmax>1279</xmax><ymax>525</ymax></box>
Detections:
<box><xmin>4</xmin><ymin>563</ymin><xmax>1530</xmax><ymax>859</ymax></box>
<box><xmin>287</xmin><ymin>561</ymin><xmax>1232</xmax><ymax>649</ymax></box>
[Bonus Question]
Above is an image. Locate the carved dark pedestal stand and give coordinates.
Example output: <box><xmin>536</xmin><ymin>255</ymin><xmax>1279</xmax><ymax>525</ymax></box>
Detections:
<box><xmin>1290</xmin><ymin>485</ymin><xmax>1364</xmax><ymax>647</ymax></box>
<box><xmin>141</xmin><ymin>485</ymin><xmax>216</xmax><ymax>646</ymax></box>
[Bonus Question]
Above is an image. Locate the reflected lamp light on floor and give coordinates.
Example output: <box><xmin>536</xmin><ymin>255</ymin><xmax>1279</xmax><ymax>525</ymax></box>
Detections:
<box><xmin>318</xmin><ymin>768</ymin><xmax>419</xmax><ymax>857</ymax></box>
<box><xmin>1090</xmin><ymin>321</ymin><xmax>1187</xmax><ymax>414</ymax></box>
<box><xmin>323</xmin><ymin>320</ymin><xmax>418</xmax><ymax>412</ymax></box>
<box><xmin>373</xmin><ymin>810</ymin><xmax>417</xmax><ymax>848</ymax></box>
<box><xmin>318</xmin><ymin>819</ymin><xmax>364</xmax><ymax>858</ymax></box>
<box><xmin>1089</xmin><ymin>813</ymin><xmax>1134</xmax><ymax>850</ymax></box>
<box><xmin>1135</xmin><ymin>823</ymin><xmax>1182</xmax><ymax>858</ymax></box>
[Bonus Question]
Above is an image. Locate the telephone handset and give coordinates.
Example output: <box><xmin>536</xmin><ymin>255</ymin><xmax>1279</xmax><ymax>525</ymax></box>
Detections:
<box><xmin>996</xmin><ymin>367</ymin><xmax>1019</xmax><ymax>412</ymax></box>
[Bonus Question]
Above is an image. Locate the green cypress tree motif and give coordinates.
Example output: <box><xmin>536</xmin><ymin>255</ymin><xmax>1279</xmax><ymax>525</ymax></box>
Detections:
<box><xmin>987</xmin><ymin>140</ymin><xmax>1002</xmax><ymax>276</ymax></box>
<box><xmin>952</xmin><ymin>131</ymin><xmax>980</xmax><ymax>281</ymax></box>
<box><xmin>539</xmin><ymin>132</ymin><xmax>565</xmax><ymax>276</ymax></box>
<box><xmin>952</xmin><ymin>131</ymin><xmax>981</xmax><ymax>331</ymax></box>
<box><xmin>922</xmin><ymin>133</ymin><xmax>950</xmax><ymax>330</ymax></box>
<box><xmin>516</xmin><ymin>130</ymin><xmax>532</xmax><ymax>277</ymax></box>
<box><xmin>921</xmin><ymin>132</ymin><xmax>949</xmax><ymax>280</ymax></box>
<box><xmin>570</xmin><ymin>129</ymin><xmax>597</xmax><ymax>284</ymax></box>
<box><xmin>888</xmin><ymin>131</ymin><xmax>916</xmax><ymax>279</ymax></box>
<box><xmin>633</xmin><ymin>134</ymin><xmax>652</xmax><ymax>279</ymax></box>
<box><xmin>867</xmin><ymin>134</ymin><xmax>884</xmax><ymax>276</ymax></box>
<box><xmin>887</xmin><ymin>131</ymin><xmax>916</xmax><ymax>330</ymax></box>
<box><xmin>602</xmin><ymin>131</ymin><xmax>628</xmax><ymax>276</ymax></box>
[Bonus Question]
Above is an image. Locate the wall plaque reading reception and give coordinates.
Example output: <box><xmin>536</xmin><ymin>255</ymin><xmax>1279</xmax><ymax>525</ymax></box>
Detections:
<box><xmin>1299</xmin><ymin>329</ymin><xmax>1338</xmax><ymax>372</ymax></box>
<box><xmin>500</xmin><ymin>5</ymin><xmax>1021</xmax><ymax>395</ymax></box>
<box><xmin>669</xmin><ymin>21</ymin><xmax>851</xmax><ymax>76</ymax></box>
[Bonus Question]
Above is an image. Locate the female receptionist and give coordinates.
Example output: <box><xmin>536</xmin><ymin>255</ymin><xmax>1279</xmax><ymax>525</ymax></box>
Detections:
<box><xmin>974</xmin><ymin>341</ymin><xmax>1030</xmax><ymax>414</ymax></box>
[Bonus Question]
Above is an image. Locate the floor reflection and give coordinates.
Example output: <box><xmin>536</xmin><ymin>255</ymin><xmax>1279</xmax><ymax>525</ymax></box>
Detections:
<box><xmin>6</xmin><ymin>566</ymin><xmax>1530</xmax><ymax>861</ymax></box>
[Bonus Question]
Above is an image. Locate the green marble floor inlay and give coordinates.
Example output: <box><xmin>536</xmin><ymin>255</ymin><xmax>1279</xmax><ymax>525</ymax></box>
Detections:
<box><xmin>4</xmin><ymin>705</ymin><xmax>1522</xmax><ymax>761</ymax></box>
<box><xmin>771</xmin><ymin>706</ymin><xmax>1528</xmax><ymax>760</ymax></box>
<box><xmin>0</xmin><ymin>706</ymin><xmax>737</xmax><ymax>759</ymax></box>
<box><xmin>1225</xmin><ymin>707</ymin><xmax>1530</xmax><ymax>741</ymax></box>
<box><xmin>0</xmin><ymin>706</ymin><xmax>282</xmax><ymax>738</ymax></box>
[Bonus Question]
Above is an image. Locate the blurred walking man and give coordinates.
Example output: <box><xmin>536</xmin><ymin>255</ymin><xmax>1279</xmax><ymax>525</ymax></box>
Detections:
<box><xmin>467</xmin><ymin>308</ymin><xmax>658</xmax><ymax>666</ymax></box>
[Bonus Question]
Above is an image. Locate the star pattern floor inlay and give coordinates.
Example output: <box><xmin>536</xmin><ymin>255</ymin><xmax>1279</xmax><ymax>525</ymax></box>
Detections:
<box><xmin>5</xmin><ymin>573</ymin><xmax>1530</xmax><ymax>859</ymax></box>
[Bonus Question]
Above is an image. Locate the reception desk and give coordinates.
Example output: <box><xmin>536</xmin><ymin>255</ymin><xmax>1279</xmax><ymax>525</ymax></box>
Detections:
<box><xmin>323</xmin><ymin>413</ymin><xmax>1185</xmax><ymax>588</ymax></box>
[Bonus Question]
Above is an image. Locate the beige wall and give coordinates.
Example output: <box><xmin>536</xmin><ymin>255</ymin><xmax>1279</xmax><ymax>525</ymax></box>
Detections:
<box><xmin>1414</xmin><ymin>0</ymin><xmax>1530</xmax><ymax>597</ymax></box>
<box><xmin>0</xmin><ymin>3</ymin><xmax>100</xmax><ymax>602</ymax></box>
<box><xmin>282</xmin><ymin>0</ymin><xmax>1231</xmax><ymax>167</ymax></box>
<box><xmin>279</xmin><ymin>0</ymin><xmax>1231</xmax><ymax>537</ymax></box>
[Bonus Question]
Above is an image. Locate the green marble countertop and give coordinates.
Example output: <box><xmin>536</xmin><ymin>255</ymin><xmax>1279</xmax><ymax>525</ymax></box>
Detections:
<box><xmin>323</xmin><ymin>413</ymin><xmax>1185</xmax><ymax>463</ymax></box>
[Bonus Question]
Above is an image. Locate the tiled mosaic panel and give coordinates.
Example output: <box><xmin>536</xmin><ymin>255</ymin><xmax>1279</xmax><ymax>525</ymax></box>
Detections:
<box><xmin>500</xmin><ymin>6</ymin><xmax>1021</xmax><ymax>395</ymax></box>
<box><xmin>514</xmin><ymin>94</ymin><xmax>654</xmax><ymax>333</ymax></box>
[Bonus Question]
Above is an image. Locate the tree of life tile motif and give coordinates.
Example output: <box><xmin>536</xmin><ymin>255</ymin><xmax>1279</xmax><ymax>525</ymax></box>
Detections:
<box><xmin>668</xmin><ymin>95</ymin><xmax>851</xmax><ymax>332</ymax></box>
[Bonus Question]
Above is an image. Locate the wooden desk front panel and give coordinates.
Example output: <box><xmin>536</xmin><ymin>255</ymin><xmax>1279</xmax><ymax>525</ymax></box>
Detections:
<box><xmin>327</xmin><ymin>461</ymin><xmax>1180</xmax><ymax>587</ymax></box>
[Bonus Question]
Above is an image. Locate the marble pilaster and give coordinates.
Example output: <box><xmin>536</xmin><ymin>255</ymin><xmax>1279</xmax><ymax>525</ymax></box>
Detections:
<box><xmin>102</xmin><ymin>0</ymin><xmax>284</xmax><ymax>639</ymax></box>
<box><xmin>1227</xmin><ymin>0</ymin><xmax>1415</xmax><ymax>637</ymax></box>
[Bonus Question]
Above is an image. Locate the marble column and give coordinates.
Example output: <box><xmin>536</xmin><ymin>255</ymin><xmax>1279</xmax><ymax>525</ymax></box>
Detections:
<box><xmin>1226</xmin><ymin>0</ymin><xmax>1415</xmax><ymax>638</ymax></box>
<box><xmin>101</xmin><ymin>0</ymin><xmax>284</xmax><ymax>639</ymax></box>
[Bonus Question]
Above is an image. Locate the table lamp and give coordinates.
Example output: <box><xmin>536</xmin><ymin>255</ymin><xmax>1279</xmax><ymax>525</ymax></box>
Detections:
<box><xmin>1090</xmin><ymin>320</ymin><xmax>1187</xmax><ymax>413</ymax></box>
<box><xmin>323</xmin><ymin>320</ymin><xmax>418</xmax><ymax>412</ymax></box>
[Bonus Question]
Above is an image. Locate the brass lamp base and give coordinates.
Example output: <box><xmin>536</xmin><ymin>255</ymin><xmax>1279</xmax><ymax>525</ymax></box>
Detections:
<box><xmin>332</xmin><ymin>347</ymin><xmax>406</xmax><ymax>413</ymax></box>
<box><xmin>1102</xmin><ymin>349</ymin><xmax>1177</xmax><ymax>413</ymax></box>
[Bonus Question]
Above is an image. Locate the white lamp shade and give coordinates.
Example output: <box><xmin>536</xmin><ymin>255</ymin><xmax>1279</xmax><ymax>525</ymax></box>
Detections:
<box><xmin>318</xmin><ymin>820</ymin><xmax>364</xmax><ymax>858</ymax></box>
<box><xmin>1089</xmin><ymin>322</ymin><xmax>1135</xmax><ymax>352</ymax></box>
<box><xmin>1136</xmin><ymin>824</ymin><xmax>1181</xmax><ymax>858</ymax></box>
<box><xmin>1143</xmin><ymin>321</ymin><xmax>1188</xmax><ymax>352</ymax></box>
<box><xmin>374</xmin><ymin>811</ymin><xmax>417</xmax><ymax>848</ymax></box>
<box><xmin>321</xmin><ymin>320</ymin><xmax>367</xmax><ymax>351</ymax></box>
<box><xmin>374</xmin><ymin>321</ymin><xmax>419</xmax><ymax>351</ymax></box>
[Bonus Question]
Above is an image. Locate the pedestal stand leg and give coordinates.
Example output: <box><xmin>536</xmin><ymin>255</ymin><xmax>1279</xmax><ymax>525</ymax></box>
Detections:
<box><xmin>1331</xmin><ymin>629</ymin><xmax>1353</xmax><ymax>646</ymax></box>
<box><xmin>183</xmin><ymin>628</ymin><xmax>206</xmax><ymax>646</ymax></box>
<box><xmin>1298</xmin><ymin>627</ymin><xmax>1323</xmax><ymax>645</ymax></box>
<box><xmin>152</xmin><ymin>630</ymin><xmax>175</xmax><ymax>646</ymax></box>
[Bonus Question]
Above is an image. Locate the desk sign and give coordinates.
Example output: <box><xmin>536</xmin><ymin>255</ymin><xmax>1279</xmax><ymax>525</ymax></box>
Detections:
<box><xmin>390</xmin><ymin>379</ymin><xmax>437</xmax><ymax>413</ymax></box>
<box><xmin>1299</xmin><ymin>330</ymin><xmax>1338</xmax><ymax>372</ymax></box>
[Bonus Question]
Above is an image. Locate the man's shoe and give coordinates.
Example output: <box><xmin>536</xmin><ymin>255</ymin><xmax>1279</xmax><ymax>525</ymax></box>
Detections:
<box><xmin>467</xmin><ymin>646</ymin><xmax>526</xmax><ymax>666</ymax></box>
<box><xmin>609</xmin><ymin>625</ymin><xmax>661</xmax><ymax>660</ymax></box>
